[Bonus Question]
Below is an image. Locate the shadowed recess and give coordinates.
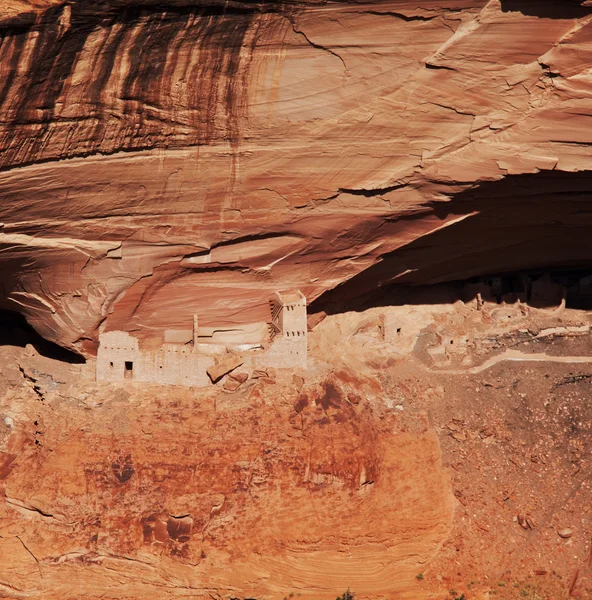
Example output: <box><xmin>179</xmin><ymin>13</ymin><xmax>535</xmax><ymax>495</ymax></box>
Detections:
<box><xmin>500</xmin><ymin>0</ymin><xmax>592</xmax><ymax>18</ymax></box>
<box><xmin>0</xmin><ymin>309</ymin><xmax>86</xmax><ymax>363</ymax></box>
<box><xmin>311</xmin><ymin>170</ymin><xmax>592</xmax><ymax>316</ymax></box>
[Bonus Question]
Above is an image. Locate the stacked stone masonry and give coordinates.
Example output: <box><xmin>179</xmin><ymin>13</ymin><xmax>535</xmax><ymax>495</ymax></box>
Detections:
<box><xmin>96</xmin><ymin>291</ymin><xmax>307</xmax><ymax>386</ymax></box>
<box><xmin>258</xmin><ymin>291</ymin><xmax>308</xmax><ymax>370</ymax></box>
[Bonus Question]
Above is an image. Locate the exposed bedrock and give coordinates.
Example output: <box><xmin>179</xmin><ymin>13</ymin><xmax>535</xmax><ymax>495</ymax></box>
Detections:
<box><xmin>1</xmin><ymin>0</ymin><xmax>592</xmax><ymax>354</ymax></box>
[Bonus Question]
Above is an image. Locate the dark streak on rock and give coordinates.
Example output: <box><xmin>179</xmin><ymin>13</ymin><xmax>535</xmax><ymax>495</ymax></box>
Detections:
<box><xmin>0</xmin><ymin>30</ymin><xmax>27</xmax><ymax>112</ymax></box>
<box><xmin>0</xmin><ymin>453</ymin><xmax>17</xmax><ymax>480</ymax></box>
<box><xmin>317</xmin><ymin>380</ymin><xmax>342</xmax><ymax>410</ymax></box>
<box><xmin>0</xmin><ymin>0</ymin><xmax>293</xmax><ymax>169</ymax></box>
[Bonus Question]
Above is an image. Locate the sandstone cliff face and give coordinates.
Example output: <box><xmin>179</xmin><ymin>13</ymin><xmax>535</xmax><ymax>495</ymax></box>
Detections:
<box><xmin>2</xmin><ymin>301</ymin><xmax>592</xmax><ymax>599</ymax></box>
<box><xmin>1</xmin><ymin>0</ymin><xmax>592</xmax><ymax>352</ymax></box>
<box><xmin>0</xmin><ymin>350</ymin><xmax>454</xmax><ymax>599</ymax></box>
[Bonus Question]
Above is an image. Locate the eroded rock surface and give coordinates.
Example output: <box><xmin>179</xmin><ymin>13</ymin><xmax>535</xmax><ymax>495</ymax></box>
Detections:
<box><xmin>1</xmin><ymin>0</ymin><xmax>592</xmax><ymax>353</ymax></box>
<box><xmin>1</xmin><ymin>297</ymin><xmax>591</xmax><ymax>599</ymax></box>
<box><xmin>0</xmin><ymin>353</ymin><xmax>453</xmax><ymax>599</ymax></box>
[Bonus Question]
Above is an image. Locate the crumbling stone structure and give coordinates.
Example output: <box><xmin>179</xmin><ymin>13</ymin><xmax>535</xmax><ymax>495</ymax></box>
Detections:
<box><xmin>96</xmin><ymin>291</ymin><xmax>308</xmax><ymax>385</ymax></box>
<box><xmin>96</xmin><ymin>329</ymin><xmax>205</xmax><ymax>386</ymax></box>
<box><xmin>259</xmin><ymin>290</ymin><xmax>308</xmax><ymax>369</ymax></box>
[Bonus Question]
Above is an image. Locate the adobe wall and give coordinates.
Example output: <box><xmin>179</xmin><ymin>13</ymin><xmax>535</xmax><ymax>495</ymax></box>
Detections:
<box><xmin>96</xmin><ymin>331</ymin><xmax>141</xmax><ymax>383</ymax></box>
<box><xmin>278</xmin><ymin>300</ymin><xmax>307</xmax><ymax>336</ymax></box>
<box><xmin>97</xmin><ymin>331</ymin><xmax>207</xmax><ymax>386</ymax></box>
<box><xmin>137</xmin><ymin>345</ymin><xmax>202</xmax><ymax>387</ymax></box>
<box><xmin>256</xmin><ymin>335</ymin><xmax>307</xmax><ymax>369</ymax></box>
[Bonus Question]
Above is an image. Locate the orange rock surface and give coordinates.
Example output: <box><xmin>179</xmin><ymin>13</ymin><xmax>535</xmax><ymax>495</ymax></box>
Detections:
<box><xmin>0</xmin><ymin>350</ymin><xmax>453</xmax><ymax>599</ymax></box>
<box><xmin>1</xmin><ymin>1</ymin><xmax>592</xmax><ymax>354</ymax></box>
<box><xmin>2</xmin><ymin>300</ymin><xmax>591</xmax><ymax>599</ymax></box>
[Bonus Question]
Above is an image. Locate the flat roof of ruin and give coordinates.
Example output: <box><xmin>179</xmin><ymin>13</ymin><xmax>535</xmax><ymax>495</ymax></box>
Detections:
<box><xmin>275</xmin><ymin>290</ymin><xmax>306</xmax><ymax>303</ymax></box>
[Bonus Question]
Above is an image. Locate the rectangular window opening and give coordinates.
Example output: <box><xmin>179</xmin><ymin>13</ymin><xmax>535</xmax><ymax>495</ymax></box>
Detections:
<box><xmin>124</xmin><ymin>361</ymin><xmax>134</xmax><ymax>379</ymax></box>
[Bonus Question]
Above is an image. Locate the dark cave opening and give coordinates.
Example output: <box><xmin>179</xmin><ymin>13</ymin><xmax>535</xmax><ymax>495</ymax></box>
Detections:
<box><xmin>0</xmin><ymin>310</ymin><xmax>86</xmax><ymax>364</ymax></box>
<box><xmin>317</xmin><ymin>268</ymin><xmax>592</xmax><ymax>314</ymax></box>
<box><xmin>310</xmin><ymin>170</ymin><xmax>592</xmax><ymax>317</ymax></box>
<box><xmin>500</xmin><ymin>0</ymin><xmax>592</xmax><ymax>19</ymax></box>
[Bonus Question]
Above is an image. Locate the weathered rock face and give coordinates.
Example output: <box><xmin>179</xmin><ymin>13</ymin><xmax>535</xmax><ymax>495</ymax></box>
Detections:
<box><xmin>2</xmin><ymin>0</ymin><xmax>592</xmax><ymax>354</ymax></box>
<box><xmin>0</xmin><ymin>352</ymin><xmax>454</xmax><ymax>599</ymax></box>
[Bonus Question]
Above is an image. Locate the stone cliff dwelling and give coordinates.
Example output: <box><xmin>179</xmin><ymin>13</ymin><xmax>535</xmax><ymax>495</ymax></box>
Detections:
<box><xmin>264</xmin><ymin>290</ymin><xmax>308</xmax><ymax>368</ymax></box>
<box><xmin>460</xmin><ymin>272</ymin><xmax>574</xmax><ymax>308</ymax></box>
<box><xmin>96</xmin><ymin>291</ymin><xmax>308</xmax><ymax>386</ymax></box>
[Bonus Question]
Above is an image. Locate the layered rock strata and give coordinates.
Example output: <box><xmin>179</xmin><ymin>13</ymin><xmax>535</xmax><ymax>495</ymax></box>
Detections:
<box><xmin>1</xmin><ymin>0</ymin><xmax>592</xmax><ymax>353</ymax></box>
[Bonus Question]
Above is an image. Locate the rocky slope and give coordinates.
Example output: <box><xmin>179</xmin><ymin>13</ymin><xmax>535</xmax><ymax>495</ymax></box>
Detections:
<box><xmin>1</xmin><ymin>299</ymin><xmax>591</xmax><ymax>599</ymax></box>
<box><xmin>0</xmin><ymin>343</ymin><xmax>454</xmax><ymax>599</ymax></box>
<box><xmin>2</xmin><ymin>0</ymin><xmax>592</xmax><ymax>353</ymax></box>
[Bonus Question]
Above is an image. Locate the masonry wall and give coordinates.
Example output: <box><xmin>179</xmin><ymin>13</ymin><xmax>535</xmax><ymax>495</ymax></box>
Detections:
<box><xmin>278</xmin><ymin>301</ymin><xmax>307</xmax><ymax>336</ymax></box>
<box><xmin>97</xmin><ymin>292</ymin><xmax>309</xmax><ymax>386</ymax></box>
<box><xmin>97</xmin><ymin>331</ymin><xmax>206</xmax><ymax>386</ymax></box>
<box><xmin>136</xmin><ymin>345</ymin><xmax>202</xmax><ymax>387</ymax></box>
<box><xmin>96</xmin><ymin>331</ymin><xmax>141</xmax><ymax>383</ymax></box>
<box><xmin>267</xmin><ymin>295</ymin><xmax>307</xmax><ymax>369</ymax></box>
<box><xmin>256</xmin><ymin>335</ymin><xmax>307</xmax><ymax>369</ymax></box>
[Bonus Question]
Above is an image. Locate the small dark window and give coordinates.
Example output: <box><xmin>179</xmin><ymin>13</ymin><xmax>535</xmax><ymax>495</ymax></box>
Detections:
<box><xmin>124</xmin><ymin>361</ymin><xmax>134</xmax><ymax>379</ymax></box>
<box><xmin>396</xmin><ymin>328</ymin><xmax>401</xmax><ymax>334</ymax></box>
<box><xmin>109</xmin><ymin>361</ymin><xmax>114</xmax><ymax>367</ymax></box>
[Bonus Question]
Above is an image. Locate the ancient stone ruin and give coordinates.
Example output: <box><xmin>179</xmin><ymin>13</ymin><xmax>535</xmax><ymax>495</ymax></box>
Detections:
<box><xmin>261</xmin><ymin>290</ymin><xmax>308</xmax><ymax>369</ymax></box>
<box><xmin>95</xmin><ymin>326</ymin><xmax>203</xmax><ymax>387</ymax></box>
<box><xmin>96</xmin><ymin>291</ymin><xmax>307</xmax><ymax>386</ymax></box>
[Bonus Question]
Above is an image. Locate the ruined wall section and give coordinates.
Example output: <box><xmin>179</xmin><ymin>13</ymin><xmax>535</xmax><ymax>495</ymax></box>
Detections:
<box><xmin>256</xmin><ymin>336</ymin><xmax>307</xmax><ymax>370</ymax></box>
<box><xmin>260</xmin><ymin>291</ymin><xmax>307</xmax><ymax>369</ymax></box>
<box><xmin>97</xmin><ymin>332</ymin><xmax>203</xmax><ymax>386</ymax></box>
<box><xmin>138</xmin><ymin>344</ymin><xmax>201</xmax><ymax>387</ymax></box>
<box><xmin>97</xmin><ymin>291</ymin><xmax>308</xmax><ymax>386</ymax></box>
<box><xmin>96</xmin><ymin>331</ymin><xmax>140</xmax><ymax>383</ymax></box>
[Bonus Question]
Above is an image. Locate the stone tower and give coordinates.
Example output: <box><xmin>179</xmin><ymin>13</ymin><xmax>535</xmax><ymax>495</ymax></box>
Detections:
<box><xmin>265</xmin><ymin>290</ymin><xmax>307</xmax><ymax>368</ymax></box>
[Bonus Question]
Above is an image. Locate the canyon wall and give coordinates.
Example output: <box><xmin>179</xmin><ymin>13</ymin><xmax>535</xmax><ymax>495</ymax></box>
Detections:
<box><xmin>0</xmin><ymin>354</ymin><xmax>455</xmax><ymax>600</ymax></box>
<box><xmin>1</xmin><ymin>0</ymin><xmax>592</xmax><ymax>353</ymax></box>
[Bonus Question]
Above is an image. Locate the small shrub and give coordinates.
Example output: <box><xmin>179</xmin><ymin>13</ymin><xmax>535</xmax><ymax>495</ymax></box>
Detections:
<box><xmin>416</xmin><ymin>573</ymin><xmax>424</xmax><ymax>581</ymax></box>
<box><xmin>336</xmin><ymin>589</ymin><xmax>355</xmax><ymax>600</ymax></box>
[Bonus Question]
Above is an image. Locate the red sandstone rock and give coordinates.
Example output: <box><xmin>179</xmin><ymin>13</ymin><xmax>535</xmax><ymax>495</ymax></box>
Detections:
<box><xmin>1</xmin><ymin>1</ymin><xmax>592</xmax><ymax>353</ymax></box>
<box><xmin>223</xmin><ymin>377</ymin><xmax>242</xmax><ymax>392</ymax></box>
<box><xmin>228</xmin><ymin>371</ymin><xmax>249</xmax><ymax>384</ymax></box>
<box><xmin>207</xmin><ymin>353</ymin><xmax>244</xmax><ymax>383</ymax></box>
<box><xmin>0</xmin><ymin>349</ymin><xmax>454</xmax><ymax>599</ymax></box>
<box><xmin>1</xmin><ymin>285</ymin><xmax>591</xmax><ymax>599</ymax></box>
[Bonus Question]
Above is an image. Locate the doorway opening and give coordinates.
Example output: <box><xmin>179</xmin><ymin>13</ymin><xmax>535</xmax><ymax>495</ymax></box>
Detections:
<box><xmin>124</xmin><ymin>361</ymin><xmax>134</xmax><ymax>379</ymax></box>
